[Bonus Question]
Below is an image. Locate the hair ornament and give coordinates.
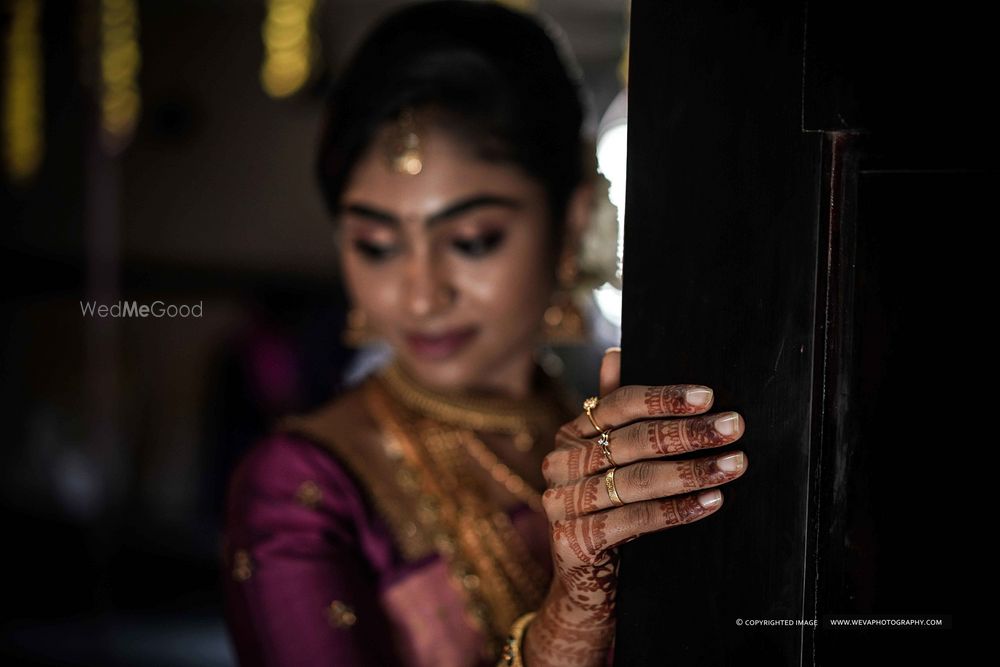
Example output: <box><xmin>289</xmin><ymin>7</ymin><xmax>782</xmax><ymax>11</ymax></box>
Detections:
<box><xmin>386</xmin><ymin>107</ymin><xmax>423</xmax><ymax>175</ymax></box>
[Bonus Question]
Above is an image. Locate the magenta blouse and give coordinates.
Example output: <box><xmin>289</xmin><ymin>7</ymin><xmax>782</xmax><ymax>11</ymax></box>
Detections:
<box><xmin>221</xmin><ymin>431</ymin><xmax>553</xmax><ymax>666</ymax></box>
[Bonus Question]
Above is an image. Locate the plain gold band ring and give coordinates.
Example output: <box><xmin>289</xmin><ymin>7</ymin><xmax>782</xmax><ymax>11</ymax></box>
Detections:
<box><xmin>604</xmin><ymin>466</ymin><xmax>624</xmax><ymax>507</ymax></box>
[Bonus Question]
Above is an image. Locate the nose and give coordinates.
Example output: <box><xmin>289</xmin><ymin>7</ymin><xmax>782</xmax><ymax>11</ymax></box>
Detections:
<box><xmin>402</xmin><ymin>247</ymin><xmax>456</xmax><ymax>317</ymax></box>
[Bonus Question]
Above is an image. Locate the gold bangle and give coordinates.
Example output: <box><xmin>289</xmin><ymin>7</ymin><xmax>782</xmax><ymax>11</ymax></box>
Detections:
<box><xmin>498</xmin><ymin>610</ymin><xmax>537</xmax><ymax>666</ymax></box>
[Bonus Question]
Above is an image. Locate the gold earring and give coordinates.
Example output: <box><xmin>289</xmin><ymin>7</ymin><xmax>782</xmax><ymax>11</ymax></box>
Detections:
<box><xmin>342</xmin><ymin>307</ymin><xmax>379</xmax><ymax>348</ymax></box>
<box><xmin>542</xmin><ymin>254</ymin><xmax>588</xmax><ymax>345</ymax></box>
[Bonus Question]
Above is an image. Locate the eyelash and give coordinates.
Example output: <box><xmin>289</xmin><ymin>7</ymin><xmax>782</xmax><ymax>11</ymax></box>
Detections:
<box><xmin>352</xmin><ymin>239</ymin><xmax>395</xmax><ymax>261</ymax></box>
<box><xmin>452</xmin><ymin>229</ymin><xmax>506</xmax><ymax>257</ymax></box>
<box><xmin>352</xmin><ymin>230</ymin><xmax>506</xmax><ymax>262</ymax></box>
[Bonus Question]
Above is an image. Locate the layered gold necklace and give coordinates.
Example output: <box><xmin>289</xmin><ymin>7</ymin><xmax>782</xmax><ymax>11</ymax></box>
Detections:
<box><xmin>366</xmin><ymin>357</ymin><xmax>573</xmax><ymax>658</ymax></box>
<box><xmin>379</xmin><ymin>359</ymin><xmax>561</xmax><ymax>452</ymax></box>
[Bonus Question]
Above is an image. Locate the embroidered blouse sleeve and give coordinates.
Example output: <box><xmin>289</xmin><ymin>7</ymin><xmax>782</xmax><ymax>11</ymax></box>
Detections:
<box><xmin>222</xmin><ymin>432</ymin><xmax>406</xmax><ymax>667</ymax></box>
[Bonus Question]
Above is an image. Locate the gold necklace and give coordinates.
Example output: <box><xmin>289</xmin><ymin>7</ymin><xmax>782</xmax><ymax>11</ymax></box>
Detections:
<box><xmin>378</xmin><ymin>358</ymin><xmax>560</xmax><ymax>451</ymax></box>
<box><xmin>364</xmin><ymin>379</ymin><xmax>549</xmax><ymax>658</ymax></box>
<box><xmin>458</xmin><ymin>429</ymin><xmax>543</xmax><ymax>513</ymax></box>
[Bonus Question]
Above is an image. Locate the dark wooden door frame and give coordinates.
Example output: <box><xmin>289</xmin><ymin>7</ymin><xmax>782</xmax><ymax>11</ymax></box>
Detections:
<box><xmin>615</xmin><ymin>1</ymin><xmax>970</xmax><ymax>663</ymax></box>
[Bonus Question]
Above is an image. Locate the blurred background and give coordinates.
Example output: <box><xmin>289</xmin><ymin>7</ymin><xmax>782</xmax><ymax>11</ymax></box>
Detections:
<box><xmin>0</xmin><ymin>1</ymin><xmax>629</xmax><ymax>664</ymax></box>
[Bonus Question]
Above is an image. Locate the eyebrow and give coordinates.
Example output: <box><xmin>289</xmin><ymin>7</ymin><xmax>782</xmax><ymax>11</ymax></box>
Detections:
<box><xmin>339</xmin><ymin>194</ymin><xmax>522</xmax><ymax>228</ymax></box>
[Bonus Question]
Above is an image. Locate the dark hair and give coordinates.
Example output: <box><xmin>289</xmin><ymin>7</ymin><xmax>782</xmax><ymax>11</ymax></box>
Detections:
<box><xmin>314</xmin><ymin>0</ymin><xmax>588</xmax><ymax>257</ymax></box>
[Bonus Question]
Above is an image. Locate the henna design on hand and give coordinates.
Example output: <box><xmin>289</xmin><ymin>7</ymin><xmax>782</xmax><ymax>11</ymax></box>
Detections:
<box><xmin>531</xmin><ymin>494</ymin><xmax>719</xmax><ymax>666</ymax></box>
<box><xmin>676</xmin><ymin>457</ymin><xmax>730</xmax><ymax>491</ymax></box>
<box><xmin>546</xmin><ymin>409</ymin><xmax>741</xmax><ymax>488</ymax></box>
<box><xmin>643</xmin><ymin>384</ymin><xmax>706</xmax><ymax>416</ymax></box>
<box><xmin>660</xmin><ymin>494</ymin><xmax>711</xmax><ymax>525</ymax></box>
<box><xmin>543</xmin><ymin>427</ymin><xmax>608</xmax><ymax>487</ymax></box>
<box><xmin>546</xmin><ymin>451</ymin><xmax>744</xmax><ymax>520</ymax></box>
<box><xmin>648</xmin><ymin>413</ymin><xmax>733</xmax><ymax>456</ymax></box>
<box><xmin>532</xmin><ymin>388</ymin><xmax>740</xmax><ymax>667</ymax></box>
<box><xmin>542</xmin><ymin>476</ymin><xmax>603</xmax><ymax>522</ymax></box>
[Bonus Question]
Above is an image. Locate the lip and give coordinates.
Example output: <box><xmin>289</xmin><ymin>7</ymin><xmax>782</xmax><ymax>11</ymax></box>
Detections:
<box><xmin>403</xmin><ymin>326</ymin><xmax>479</xmax><ymax>361</ymax></box>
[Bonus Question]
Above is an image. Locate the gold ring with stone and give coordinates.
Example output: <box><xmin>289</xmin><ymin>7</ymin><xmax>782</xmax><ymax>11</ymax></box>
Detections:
<box><xmin>583</xmin><ymin>396</ymin><xmax>604</xmax><ymax>433</ymax></box>
<box><xmin>597</xmin><ymin>429</ymin><xmax>617</xmax><ymax>467</ymax></box>
<box><xmin>604</xmin><ymin>466</ymin><xmax>624</xmax><ymax>507</ymax></box>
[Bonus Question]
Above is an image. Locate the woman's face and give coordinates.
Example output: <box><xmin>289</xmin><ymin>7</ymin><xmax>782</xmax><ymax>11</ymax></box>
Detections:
<box><xmin>338</xmin><ymin>124</ymin><xmax>560</xmax><ymax>395</ymax></box>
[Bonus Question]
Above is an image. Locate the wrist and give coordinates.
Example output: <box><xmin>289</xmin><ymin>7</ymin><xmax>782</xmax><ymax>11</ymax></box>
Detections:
<box><xmin>521</xmin><ymin>582</ymin><xmax>615</xmax><ymax>667</ymax></box>
<box><xmin>498</xmin><ymin>611</ymin><xmax>536</xmax><ymax>667</ymax></box>
<box><xmin>544</xmin><ymin>578</ymin><xmax>616</xmax><ymax>628</ymax></box>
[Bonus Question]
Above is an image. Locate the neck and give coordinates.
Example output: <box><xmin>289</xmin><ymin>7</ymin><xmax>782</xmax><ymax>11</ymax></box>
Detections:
<box><xmin>376</xmin><ymin>353</ymin><xmax>562</xmax><ymax>447</ymax></box>
<box><xmin>470</xmin><ymin>350</ymin><xmax>538</xmax><ymax>401</ymax></box>
<box><xmin>379</xmin><ymin>355</ymin><xmax>552</xmax><ymax>412</ymax></box>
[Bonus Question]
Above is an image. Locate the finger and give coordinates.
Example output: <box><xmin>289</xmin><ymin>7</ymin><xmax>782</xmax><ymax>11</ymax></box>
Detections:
<box><xmin>545</xmin><ymin>411</ymin><xmax>744</xmax><ymax>485</ymax></box>
<box><xmin>569</xmin><ymin>383</ymin><xmax>716</xmax><ymax>438</ymax></box>
<box><xmin>603</xmin><ymin>489</ymin><xmax>724</xmax><ymax>549</ymax></box>
<box><xmin>599</xmin><ymin>347</ymin><xmax>621</xmax><ymax>397</ymax></box>
<box><xmin>543</xmin><ymin>451</ymin><xmax>747</xmax><ymax>520</ymax></box>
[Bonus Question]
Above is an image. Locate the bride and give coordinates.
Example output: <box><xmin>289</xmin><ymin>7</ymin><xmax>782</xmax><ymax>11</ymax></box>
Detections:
<box><xmin>222</xmin><ymin>2</ymin><xmax>748</xmax><ymax>665</ymax></box>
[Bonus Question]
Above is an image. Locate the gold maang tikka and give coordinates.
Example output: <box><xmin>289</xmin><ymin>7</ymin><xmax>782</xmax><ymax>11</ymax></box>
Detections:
<box><xmin>385</xmin><ymin>107</ymin><xmax>423</xmax><ymax>175</ymax></box>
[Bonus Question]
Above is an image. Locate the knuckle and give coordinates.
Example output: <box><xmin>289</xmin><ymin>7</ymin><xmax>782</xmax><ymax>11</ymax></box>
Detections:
<box><xmin>541</xmin><ymin>487</ymin><xmax>563</xmax><ymax>518</ymax></box>
<box><xmin>612</xmin><ymin>384</ymin><xmax>641</xmax><ymax>411</ymax></box>
<box><xmin>582</xmin><ymin>476</ymin><xmax>603</xmax><ymax>512</ymax></box>
<box><xmin>623</xmin><ymin>501</ymin><xmax>656</xmax><ymax>533</ymax></box>
<box><xmin>541</xmin><ymin>451</ymin><xmax>561</xmax><ymax>484</ymax></box>
<box><xmin>555</xmin><ymin>422</ymin><xmax>579</xmax><ymax>444</ymax></box>
<box><xmin>550</xmin><ymin>518</ymin><xmax>572</xmax><ymax>545</ymax></box>
<box><xmin>626</xmin><ymin>461</ymin><xmax>655</xmax><ymax>491</ymax></box>
<box><xmin>584</xmin><ymin>446</ymin><xmax>605</xmax><ymax>475</ymax></box>
<box><xmin>541</xmin><ymin>492</ymin><xmax>555</xmax><ymax>517</ymax></box>
<box><xmin>625</xmin><ymin>422</ymin><xmax>643</xmax><ymax>453</ymax></box>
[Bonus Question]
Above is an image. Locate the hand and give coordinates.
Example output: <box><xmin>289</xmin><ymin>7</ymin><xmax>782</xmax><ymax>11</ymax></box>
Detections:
<box><xmin>523</xmin><ymin>348</ymin><xmax>748</xmax><ymax>666</ymax></box>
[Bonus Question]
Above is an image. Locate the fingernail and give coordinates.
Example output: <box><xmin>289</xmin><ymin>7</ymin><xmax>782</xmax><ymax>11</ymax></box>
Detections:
<box><xmin>717</xmin><ymin>452</ymin><xmax>745</xmax><ymax>473</ymax></box>
<box><xmin>604</xmin><ymin>346</ymin><xmax>621</xmax><ymax>355</ymax></box>
<box><xmin>698</xmin><ymin>489</ymin><xmax>722</xmax><ymax>508</ymax></box>
<box><xmin>685</xmin><ymin>387</ymin><xmax>713</xmax><ymax>407</ymax></box>
<box><xmin>714</xmin><ymin>412</ymin><xmax>741</xmax><ymax>436</ymax></box>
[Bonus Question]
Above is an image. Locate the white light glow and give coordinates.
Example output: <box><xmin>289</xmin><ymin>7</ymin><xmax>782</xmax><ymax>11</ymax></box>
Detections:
<box><xmin>594</xmin><ymin>113</ymin><xmax>627</xmax><ymax>329</ymax></box>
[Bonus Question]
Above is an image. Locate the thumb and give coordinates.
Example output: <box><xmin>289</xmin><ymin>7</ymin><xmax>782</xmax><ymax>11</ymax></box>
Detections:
<box><xmin>599</xmin><ymin>346</ymin><xmax>621</xmax><ymax>397</ymax></box>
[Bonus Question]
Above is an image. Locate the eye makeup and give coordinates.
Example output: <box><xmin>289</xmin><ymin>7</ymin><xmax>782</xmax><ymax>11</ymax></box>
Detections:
<box><xmin>351</xmin><ymin>238</ymin><xmax>398</xmax><ymax>261</ymax></box>
<box><xmin>345</xmin><ymin>219</ymin><xmax>400</xmax><ymax>262</ymax></box>
<box><xmin>348</xmin><ymin>221</ymin><xmax>510</xmax><ymax>264</ymax></box>
<box><xmin>451</xmin><ymin>228</ymin><xmax>507</xmax><ymax>257</ymax></box>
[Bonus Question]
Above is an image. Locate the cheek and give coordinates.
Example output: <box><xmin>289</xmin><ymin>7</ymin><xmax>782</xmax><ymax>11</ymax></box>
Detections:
<box><xmin>341</xmin><ymin>253</ymin><xmax>400</xmax><ymax>318</ymax></box>
<box><xmin>457</xmin><ymin>229</ymin><xmax>553</xmax><ymax>323</ymax></box>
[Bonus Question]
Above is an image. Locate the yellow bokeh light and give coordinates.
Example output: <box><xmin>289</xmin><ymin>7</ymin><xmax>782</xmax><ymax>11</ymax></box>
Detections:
<box><xmin>3</xmin><ymin>0</ymin><xmax>44</xmax><ymax>183</ymax></box>
<box><xmin>99</xmin><ymin>0</ymin><xmax>141</xmax><ymax>154</ymax></box>
<box><xmin>261</xmin><ymin>0</ymin><xmax>317</xmax><ymax>99</ymax></box>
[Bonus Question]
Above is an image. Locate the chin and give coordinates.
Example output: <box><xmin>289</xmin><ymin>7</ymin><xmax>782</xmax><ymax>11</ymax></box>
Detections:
<box><xmin>404</xmin><ymin>357</ymin><xmax>477</xmax><ymax>390</ymax></box>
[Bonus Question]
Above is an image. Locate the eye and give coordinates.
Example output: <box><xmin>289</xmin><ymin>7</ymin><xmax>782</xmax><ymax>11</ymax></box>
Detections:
<box><xmin>352</xmin><ymin>239</ymin><xmax>397</xmax><ymax>262</ymax></box>
<box><xmin>452</xmin><ymin>229</ymin><xmax>506</xmax><ymax>257</ymax></box>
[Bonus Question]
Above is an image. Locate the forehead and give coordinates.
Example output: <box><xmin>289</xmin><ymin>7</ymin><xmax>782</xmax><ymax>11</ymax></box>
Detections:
<box><xmin>340</xmin><ymin>124</ymin><xmax>546</xmax><ymax>219</ymax></box>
